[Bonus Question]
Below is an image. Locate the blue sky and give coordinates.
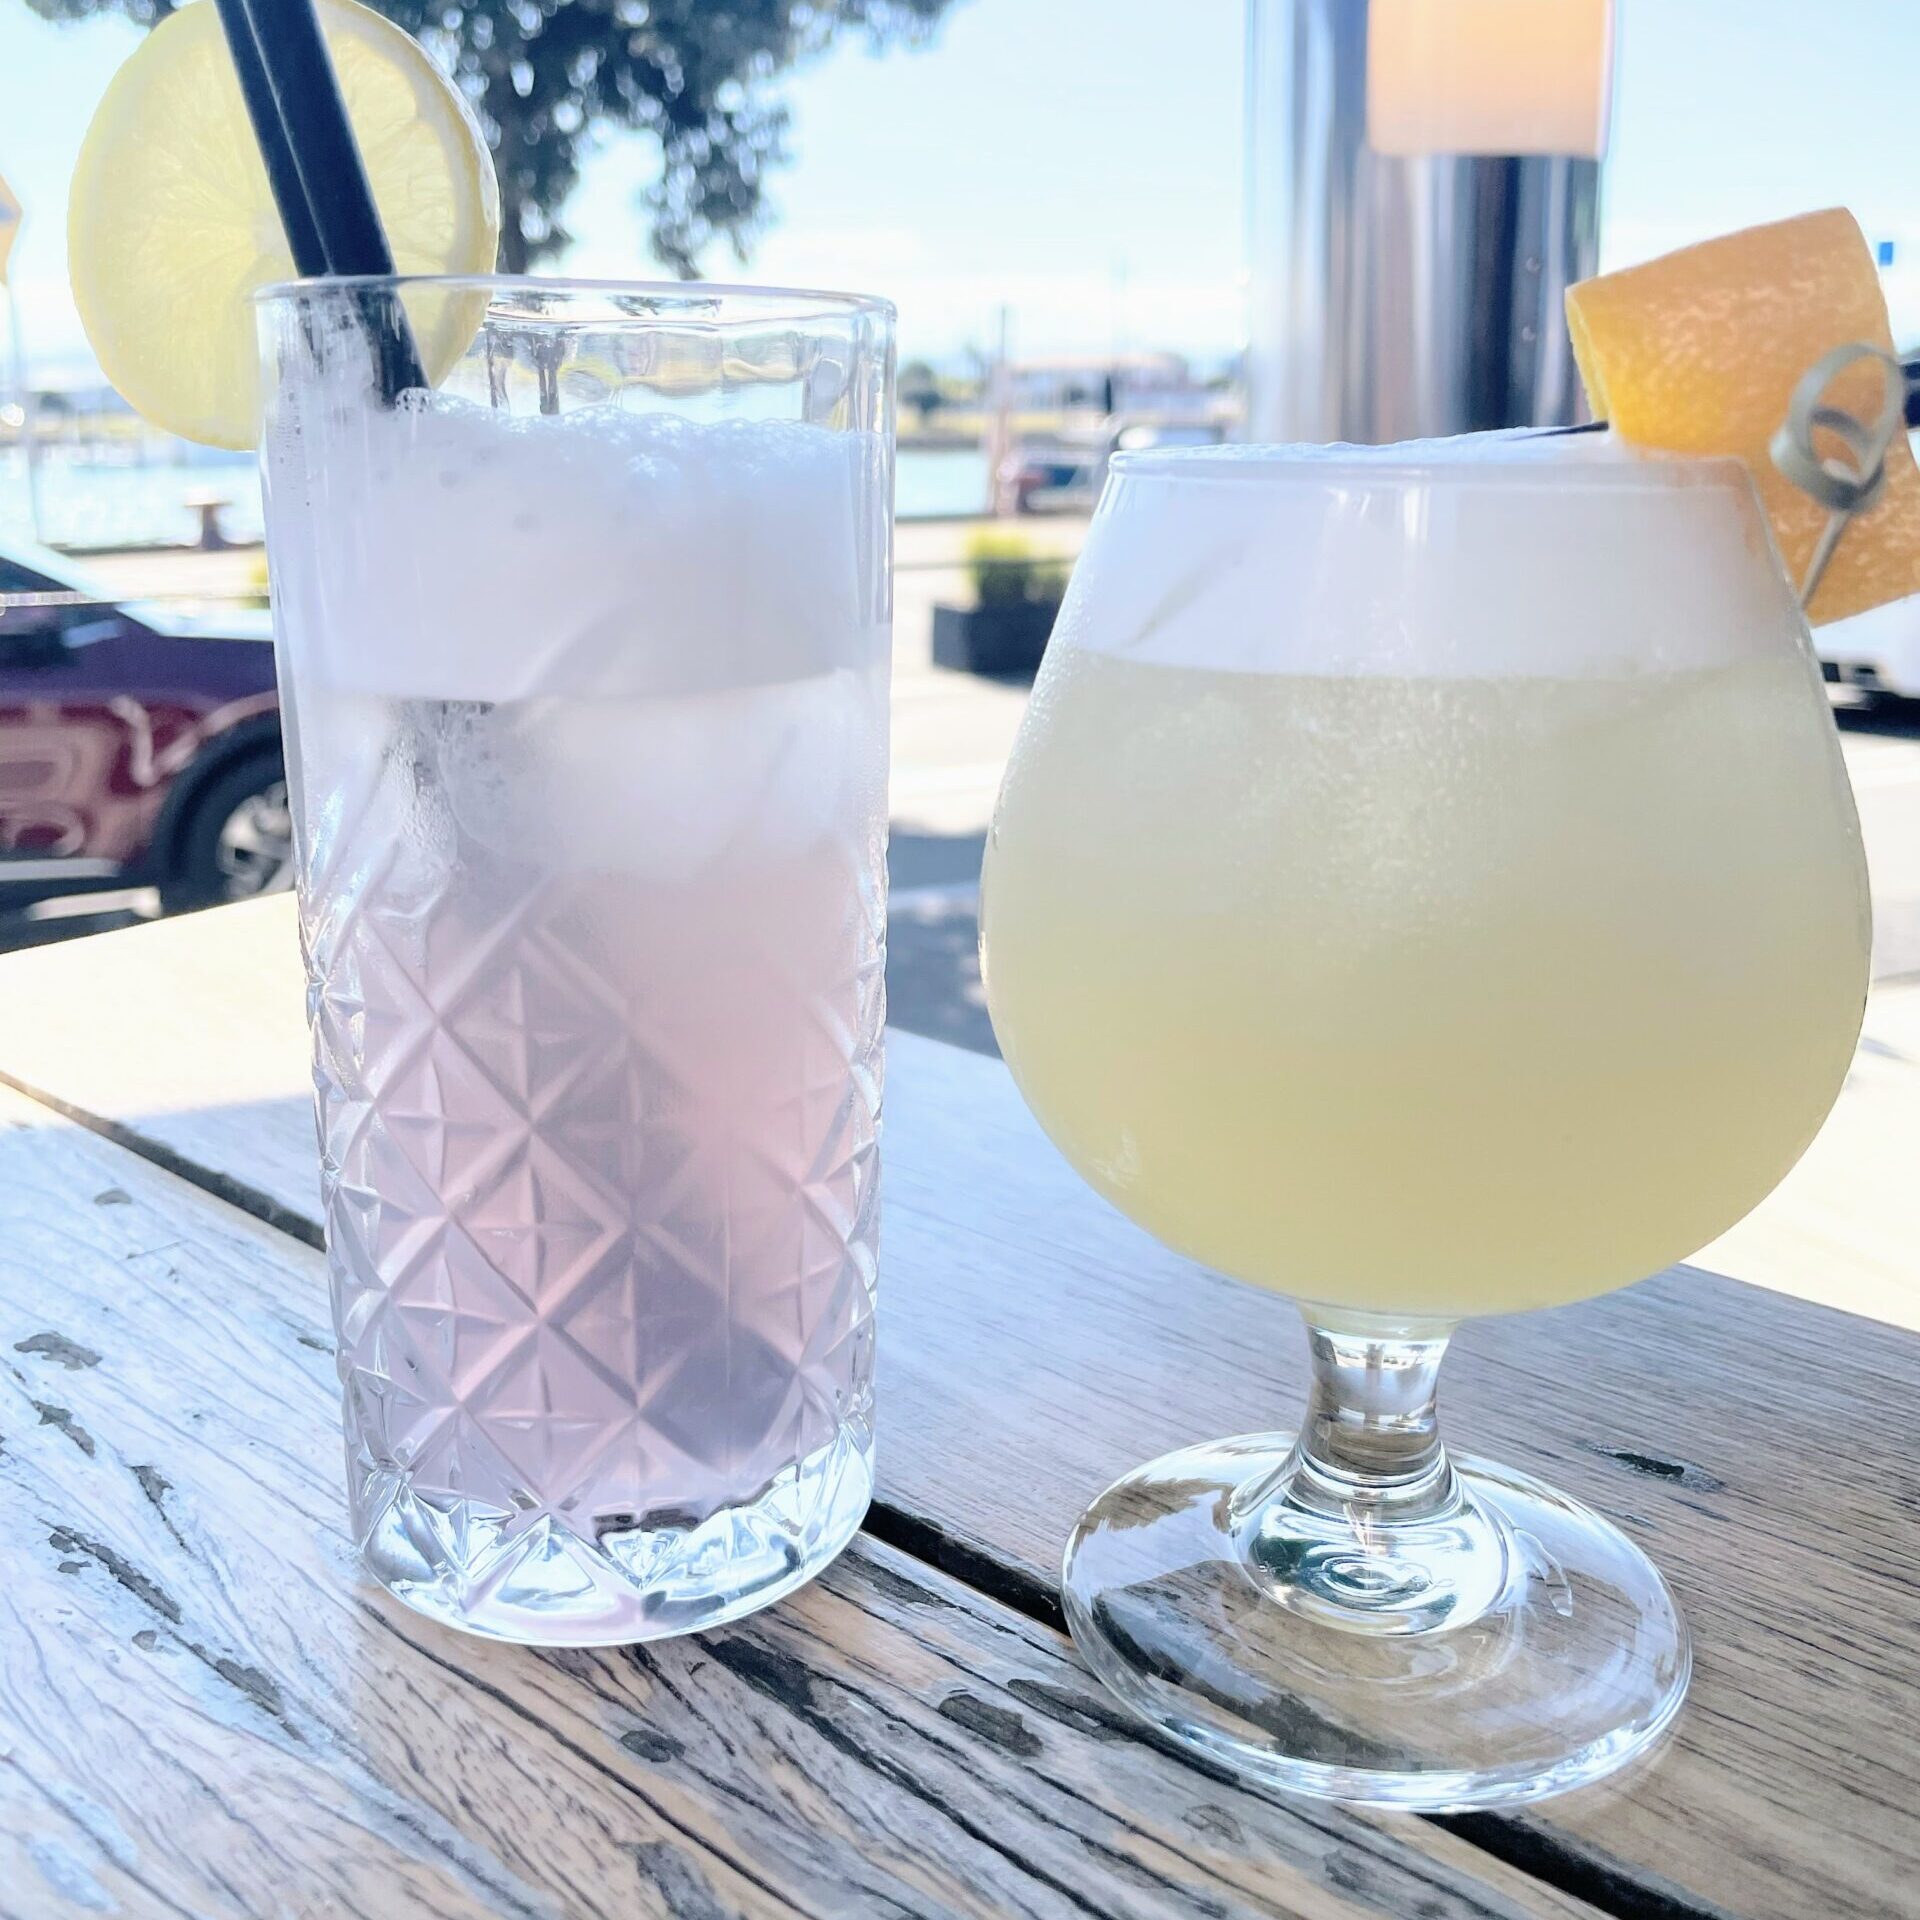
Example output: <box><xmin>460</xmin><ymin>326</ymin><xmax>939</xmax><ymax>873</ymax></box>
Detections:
<box><xmin>0</xmin><ymin>0</ymin><xmax>1909</xmax><ymax>380</ymax></box>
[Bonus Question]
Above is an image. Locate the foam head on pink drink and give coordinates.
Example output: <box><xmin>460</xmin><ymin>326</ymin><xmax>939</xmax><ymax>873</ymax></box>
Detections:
<box><xmin>262</xmin><ymin>378</ymin><xmax>887</xmax><ymax>701</ymax></box>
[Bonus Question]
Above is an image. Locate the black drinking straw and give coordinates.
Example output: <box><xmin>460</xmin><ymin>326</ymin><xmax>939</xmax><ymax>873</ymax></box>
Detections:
<box><xmin>213</xmin><ymin>0</ymin><xmax>328</xmax><ymax>278</ymax></box>
<box><xmin>215</xmin><ymin>0</ymin><xmax>428</xmax><ymax>400</ymax></box>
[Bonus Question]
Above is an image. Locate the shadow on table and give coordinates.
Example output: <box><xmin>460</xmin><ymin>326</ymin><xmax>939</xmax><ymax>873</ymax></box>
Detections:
<box><xmin>0</xmin><ymin>899</ymin><xmax>152</xmax><ymax>956</ymax></box>
<box><xmin>887</xmin><ymin>829</ymin><xmax>996</xmax><ymax>1059</ymax></box>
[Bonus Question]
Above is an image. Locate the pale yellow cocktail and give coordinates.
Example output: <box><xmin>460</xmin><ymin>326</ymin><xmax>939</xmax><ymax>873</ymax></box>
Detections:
<box><xmin>984</xmin><ymin>649</ymin><xmax>1868</xmax><ymax>1318</ymax></box>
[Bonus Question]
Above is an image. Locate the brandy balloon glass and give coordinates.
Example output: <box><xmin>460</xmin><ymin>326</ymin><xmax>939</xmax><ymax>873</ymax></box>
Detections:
<box><xmin>980</xmin><ymin>434</ymin><xmax>1869</xmax><ymax>1807</ymax></box>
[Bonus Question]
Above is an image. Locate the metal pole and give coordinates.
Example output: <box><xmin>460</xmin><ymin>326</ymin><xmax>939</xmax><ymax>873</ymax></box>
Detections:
<box><xmin>1243</xmin><ymin>0</ymin><xmax>1603</xmax><ymax>445</ymax></box>
<box><xmin>3</xmin><ymin>281</ymin><xmax>43</xmax><ymax>544</ymax></box>
<box><xmin>986</xmin><ymin>303</ymin><xmax>1013</xmax><ymax>516</ymax></box>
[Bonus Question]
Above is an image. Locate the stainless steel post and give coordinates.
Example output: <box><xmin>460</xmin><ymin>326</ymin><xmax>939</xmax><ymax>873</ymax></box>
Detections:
<box><xmin>1244</xmin><ymin>0</ymin><xmax>1604</xmax><ymax>444</ymax></box>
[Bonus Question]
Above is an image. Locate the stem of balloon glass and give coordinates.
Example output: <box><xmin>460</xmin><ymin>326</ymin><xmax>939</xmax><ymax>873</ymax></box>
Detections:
<box><xmin>1234</xmin><ymin>1314</ymin><xmax>1510</xmax><ymax>1635</ymax></box>
<box><xmin>1291</xmin><ymin>1318</ymin><xmax>1457</xmax><ymax>1518</ymax></box>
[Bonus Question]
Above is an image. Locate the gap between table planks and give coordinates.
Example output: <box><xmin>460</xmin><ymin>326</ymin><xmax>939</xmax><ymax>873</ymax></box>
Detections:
<box><xmin>2</xmin><ymin>896</ymin><xmax>1918</xmax><ymax>1920</ymax></box>
<box><xmin>0</xmin><ymin>1081</ymin><xmax>1607</xmax><ymax>1920</ymax></box>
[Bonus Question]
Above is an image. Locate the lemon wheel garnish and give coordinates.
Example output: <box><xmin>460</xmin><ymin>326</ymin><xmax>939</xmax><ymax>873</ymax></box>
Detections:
<box><xmin>69</xmin><ymin>0</ymin><xmax>499</xmax><ymax>450</ymax></box>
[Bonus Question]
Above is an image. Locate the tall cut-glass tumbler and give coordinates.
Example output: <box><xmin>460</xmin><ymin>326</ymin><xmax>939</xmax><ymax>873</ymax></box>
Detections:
<box><xmin>257</xmin><ymin>279</ymin><xmax>894</xmax><ymax>1643</ymax></box>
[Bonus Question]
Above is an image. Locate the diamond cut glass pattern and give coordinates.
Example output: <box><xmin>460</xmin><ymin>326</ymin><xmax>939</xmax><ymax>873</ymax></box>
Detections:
<box><xmin>305</xmin><ymin>790</ymin><xmax>884</xmax><ymax>1643</ymax></box>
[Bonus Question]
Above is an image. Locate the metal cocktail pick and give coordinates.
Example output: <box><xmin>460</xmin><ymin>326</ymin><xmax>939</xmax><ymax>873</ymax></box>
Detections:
<box><xmin>1769</xmin><ymin>342</ymin><xmax>1910</xmax><ymax>609</ymax></box>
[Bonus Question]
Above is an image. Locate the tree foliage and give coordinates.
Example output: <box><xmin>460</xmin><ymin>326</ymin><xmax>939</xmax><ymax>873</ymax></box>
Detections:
<box><xmin>898</xmin><ymin>355</ymin><xmax>943</xmax><ymax>423</ymax></box>
<box><xmin>34</xmin><ymin>0</ymin><xmax>956</xmax><ymax>272</ymax></box>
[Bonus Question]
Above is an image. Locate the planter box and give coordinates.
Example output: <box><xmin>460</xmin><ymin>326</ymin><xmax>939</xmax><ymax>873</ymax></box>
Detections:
<box><xmin>931</xmin><ymin>601</ymin><xmax>1060</xmax><ymax>677</ymax></box>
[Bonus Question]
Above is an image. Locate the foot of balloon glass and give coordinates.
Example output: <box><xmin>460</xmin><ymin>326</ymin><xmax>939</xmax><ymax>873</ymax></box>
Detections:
<box><xmin>1062</xmin><ymin>1435</ymin><xmax>1688</xmax><ymax>1810</ymax></box>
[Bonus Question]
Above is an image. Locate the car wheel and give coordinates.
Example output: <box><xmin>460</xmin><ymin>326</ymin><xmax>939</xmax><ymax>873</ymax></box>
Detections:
<box><xmin>159</xmin><ymin>755</ymin><xmax>294</xmax><ymax>914</ymax></box>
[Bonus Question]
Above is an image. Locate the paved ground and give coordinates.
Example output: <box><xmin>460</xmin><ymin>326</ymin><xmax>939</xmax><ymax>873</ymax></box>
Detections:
<box><xmin>885</xmin><ymin>523</ymin><xmax>1048</xmax><ymax>1051</ymax></box>
<box><xmin>1700</xmin><ymin>972</ymin><xmax>1920</xmax><ymax>1330</ymax></box>
<box><xmin>1830</xmin><ymin>693</ymin><xmax>1920</xmax><ymax>983</ymax></box>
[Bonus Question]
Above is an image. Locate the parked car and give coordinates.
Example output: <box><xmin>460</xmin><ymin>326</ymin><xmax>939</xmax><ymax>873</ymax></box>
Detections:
<box><xmin>997</xmin><ymin>418</ymin><xmax>1227</xmax><ymax>514</ymax></box>
<box><xmin>999</xmin><ymin>444</ymin><xmax>1103</xmax><ymax>515</ymax></box>
<box><xmin>0</xmin><ymin>539</ymin><xmax>288</xmax><ymax>912</ymax></box>
<box><xmin>1817</xmin><ymin>590</ymin><xmax>1920</xmax><ymax>700</ymax></box>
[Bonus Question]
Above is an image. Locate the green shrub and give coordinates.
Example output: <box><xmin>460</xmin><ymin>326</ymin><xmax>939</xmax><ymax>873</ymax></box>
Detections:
<box><xmin>965</xmin><ymin>529</ymin><xmax>1069</xmax><ymax>608</ymax></box>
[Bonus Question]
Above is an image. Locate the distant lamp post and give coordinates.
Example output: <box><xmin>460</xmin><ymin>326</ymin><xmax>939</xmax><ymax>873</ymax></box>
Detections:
<box><xmin>1244</xmin><ymin>0</ymin><xmax>1615</xmax><ymax>445</ymax></box>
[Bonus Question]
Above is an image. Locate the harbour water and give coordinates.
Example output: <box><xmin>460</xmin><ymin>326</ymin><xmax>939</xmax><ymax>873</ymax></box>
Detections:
<box><xmin>0</xmin><ymin>445</ymin><xmax>991</xmax><ymax>551</ymax></box>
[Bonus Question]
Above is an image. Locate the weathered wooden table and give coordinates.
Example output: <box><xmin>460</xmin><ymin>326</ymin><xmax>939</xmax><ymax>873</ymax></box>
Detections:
<box><xmin>0</xmin><ymin>896</ymin><xmax>1914</xmax><ymax>1920</ymax></box>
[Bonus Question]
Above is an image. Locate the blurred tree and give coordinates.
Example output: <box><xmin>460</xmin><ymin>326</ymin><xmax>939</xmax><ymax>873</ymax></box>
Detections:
<box><xmin>33</xmin><ymin>0</ymin><xmax>956</xmax><ymax>273</ymax></box>
<box><xmin>898</xmin><ymin>355</ymin><xmax>942</xmax><ymax>425</ymax></box>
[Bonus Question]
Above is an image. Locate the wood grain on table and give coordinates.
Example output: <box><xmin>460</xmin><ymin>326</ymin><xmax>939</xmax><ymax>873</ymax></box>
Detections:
<box><xmin>0</xmin><ymin>1085</ymin><xmax>1602</xmax><ymax>1920</ymax></box>
<box><xmin>2</xmin><ymin>897</ymin><xmax>1917</xmax><ymax>1920</ymax></box>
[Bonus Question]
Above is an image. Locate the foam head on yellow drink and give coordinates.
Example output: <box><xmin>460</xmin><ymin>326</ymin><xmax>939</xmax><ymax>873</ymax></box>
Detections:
<box><xmin>980</xmin><ymin>435</ymin><xmax>1870</xmax><ymax>1321</ymax></box>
